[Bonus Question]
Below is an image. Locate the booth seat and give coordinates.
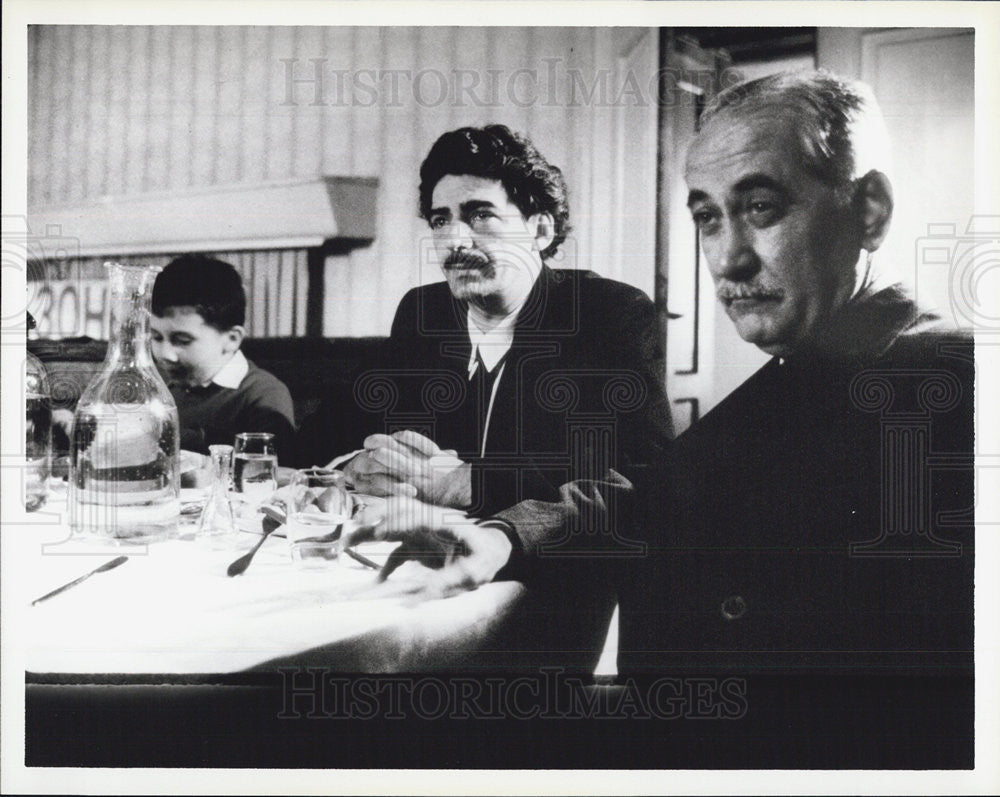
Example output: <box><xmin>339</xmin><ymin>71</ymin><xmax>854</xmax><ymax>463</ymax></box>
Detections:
<box><xmin>28</xmin><ymin>336</ymin><xmax>388</xmax><ymax>467</ymax></box>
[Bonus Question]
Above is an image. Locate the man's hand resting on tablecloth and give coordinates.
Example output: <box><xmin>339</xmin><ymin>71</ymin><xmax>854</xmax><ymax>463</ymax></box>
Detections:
<box><xmin>345</xmin><ymin>497</ymin><xmax>512</xmax><ymax>593</ymax></box>
<box><xmin>342</xmin><ymin>430</ymin><xmax>472</xmax><ymax>508</ymax></box>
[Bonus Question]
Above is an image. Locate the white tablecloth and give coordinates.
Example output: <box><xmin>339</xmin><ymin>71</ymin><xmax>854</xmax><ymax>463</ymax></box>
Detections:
<box><xmin>16</xmin><ymin>493</ymin><xmax>524</xmax><ymax>674</ymax></box>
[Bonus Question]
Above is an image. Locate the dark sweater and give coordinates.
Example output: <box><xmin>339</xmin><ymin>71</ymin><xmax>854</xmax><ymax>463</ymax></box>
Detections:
<box><xmin>172</xmin><ymin>358</ymin><xmax>296</xmax><ymax>464</ymax></box>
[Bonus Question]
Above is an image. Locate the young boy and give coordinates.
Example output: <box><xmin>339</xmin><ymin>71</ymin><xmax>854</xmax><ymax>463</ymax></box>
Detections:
<box><xmin>151</xmin><ymin>255</ymin><xmax>296</xmax><ymax>463</ymax></box>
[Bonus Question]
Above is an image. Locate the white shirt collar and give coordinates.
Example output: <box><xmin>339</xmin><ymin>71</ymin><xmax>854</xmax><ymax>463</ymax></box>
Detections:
<box><xmin>466</xmin><ymin>308</ymin><xmax>520</xmax><ymax>378</ymax></box>
<box><xmin>206</xmin><ymin>350</ymin><xmax>249</xmax><ymax>389</ymax></box>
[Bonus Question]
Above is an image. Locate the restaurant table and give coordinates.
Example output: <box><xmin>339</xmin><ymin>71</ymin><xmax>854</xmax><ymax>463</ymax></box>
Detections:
<box><xmin>14</xmin><ymin>491</ymin><xmax>973</xmax><ymax>770</ymax></box>
<box><xmin>16</xmin><ymin>490</ymin><xmax>553</xmax><ymax>674</ymax></box>
<box><xmin>16</xmin><ymin>488</ymin><xmax>619</xmax><ymax>768</ymax></box>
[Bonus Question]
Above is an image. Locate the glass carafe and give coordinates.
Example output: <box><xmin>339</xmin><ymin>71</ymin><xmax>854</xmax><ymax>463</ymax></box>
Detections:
<box><xmin>70</xmin><ymin>263</ymin><xmax>180</xmax><ymax>543</ymax></box>
<box><xmin>196</xmin><ymin>443</ymin><xmax>236</xmax><ymax>545</ymax></box>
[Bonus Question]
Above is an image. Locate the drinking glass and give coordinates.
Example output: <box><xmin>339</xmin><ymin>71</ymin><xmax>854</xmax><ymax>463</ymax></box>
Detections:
<box><xmin>25</xmin><ymin>350</ymin><xmax>51</xmax><ymax>512</ymax></box>
<box><xmin>286</xmin><ymin>468</ymin><xmax>350</xmax><ymax>567</ymax></box>
<box><xmin>231</xmin><ymin>433</ymin><xmax>277</xmax><ymax>526</ymax></box>
<box><xmin>232</xmin><ymin>432</ymin><xmax>277</xmax><ymax>498</ymax></box>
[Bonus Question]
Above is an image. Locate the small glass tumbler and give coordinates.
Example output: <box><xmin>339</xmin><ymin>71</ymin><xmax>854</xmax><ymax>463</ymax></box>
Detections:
<box><xmin>286</xmin><ymin>468</ymin><xmax>350</xmax><ymax>568</ymax></box>
<box><xmin>231</xmin><ymin>432</ymin><xmax>277</xmax><ymax>527</ymax></box>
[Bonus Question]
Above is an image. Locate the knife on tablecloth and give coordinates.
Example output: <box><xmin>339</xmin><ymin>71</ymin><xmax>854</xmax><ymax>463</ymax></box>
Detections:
<box><xmin>31</xmin><ymin>555</ymin><xmax>129</xmax><ymax>606</ymax></box>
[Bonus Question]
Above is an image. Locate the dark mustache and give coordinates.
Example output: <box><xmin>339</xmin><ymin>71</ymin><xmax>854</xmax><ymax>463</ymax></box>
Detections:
<box><xmin>444</xmin><ymin>250</ymin><xmax>490</xmax><ymax>270</ymax></box>
<box><xmin>716</xmin><ymin>285</ymin><xmax>784</xmax><ymax>302</ymax></box>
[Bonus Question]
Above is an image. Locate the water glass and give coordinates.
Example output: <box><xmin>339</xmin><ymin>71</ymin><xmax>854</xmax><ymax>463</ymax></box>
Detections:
<box><xmin>231</xmin><ymin>432</ymin><xmax>277</xmax><ymax>527</ymax></box>
<box><xmin>232</xmin><ymin>432</ymin><xmax>277</xmax><ymax>499</ymax></box>
<box><xmin>286</xmin><ymin>468</ymin><xmax>350</xmax><ymax>568</ymax></box>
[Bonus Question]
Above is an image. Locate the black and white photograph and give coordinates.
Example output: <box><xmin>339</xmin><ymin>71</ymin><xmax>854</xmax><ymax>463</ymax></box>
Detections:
<box><xmin>2</xmin><ymin>1</ymin><xmax>998</xmax><ymax>793</ymax></box>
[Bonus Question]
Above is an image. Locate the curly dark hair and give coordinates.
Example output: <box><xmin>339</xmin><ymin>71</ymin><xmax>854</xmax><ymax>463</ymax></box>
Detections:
<box><xmin>418</xmin><ymin>124</ymin><xmax>571</xmax><ymax>260</ymax></box>
<box><xmin>152</xmin><ymin>255</ymin><xmax>246</xmax><ymax>330</ymax></box>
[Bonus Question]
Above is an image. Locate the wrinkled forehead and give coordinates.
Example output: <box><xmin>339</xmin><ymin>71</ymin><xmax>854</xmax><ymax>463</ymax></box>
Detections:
<box><xmin>684</xmin><ymin>108</ymin><xmax>809</xmax><ymax>193</ymax></box>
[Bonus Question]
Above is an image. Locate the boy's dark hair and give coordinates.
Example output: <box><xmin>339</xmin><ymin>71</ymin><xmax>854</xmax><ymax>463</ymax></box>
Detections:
<box><xmin>152</xmin><ymin>255</ymin><xmax>246</xmax><ymax>330</ymax></box>
<box><xmin>418</xmin><ymin>124</ymin><xmax>571</xmax><ymax>260</ymax></box>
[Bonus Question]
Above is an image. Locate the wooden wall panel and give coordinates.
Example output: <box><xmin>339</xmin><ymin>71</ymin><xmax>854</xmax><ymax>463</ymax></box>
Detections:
<box><xmin>105</xmin><ymin>28</ymin><xmax>131</xmax><ymax>198</ymax></box>
<box><xmin>167</xmin><ymin>28</ymin><xmax>195</xmax><ymax>190</ymax></box>
<box><xmin>83</xmin><ymin>27</ymin><xmax>109</xmax><ymax>197</ymax></box>
<box><xmin>240</xmin><ymin>27</ymin><xmax>270</xmax><ymax>185</ymax></box>
<box><xmin>27</xmin><ymin>27</ymin><xmax>52</xmax><ymax>206</ymax></box>
<box><xmin>65</xmin><ymin>27</ymin><xmax>92</xmax><ymax>204</ymax></box>
<box><xmin>214</xmin><ymin>26</ymin><xmax>247</xmax><ymax>187</ymax></box>
<box><xmin>266</xmin><ymin>27</ymin><xmax>296</xmax><ymax>181</ymax></box>
<box><xmin>145</xmin><ymin>27</ymin><xmax>174</xmax><ymax>192</ymax></box>
<box><xmin>49</xmin><ymin>27</ymin><xmax>76</xmax><ymax>203</ymax></box>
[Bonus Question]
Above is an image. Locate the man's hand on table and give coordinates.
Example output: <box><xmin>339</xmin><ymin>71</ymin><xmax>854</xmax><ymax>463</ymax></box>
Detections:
<box><xmin>342</xmin><ymin>431</ymin><xmax>472</xmax><ymax>509</ymax></box>
<box><xmin>346</xmin><ymin>497</ymin><xmax>512</xmax><ymax>595</ymax></box>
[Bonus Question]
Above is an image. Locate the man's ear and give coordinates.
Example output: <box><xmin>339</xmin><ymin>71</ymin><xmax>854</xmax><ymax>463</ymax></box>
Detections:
<box><xmin>529</xmin><ymin>212</ymin><xmax>556</xmax><ymax>254</ymax></box>
<box><xmin>855</xmin><ymin>169</ymin><xmax>893</xmax><ymax>252</ymax></box>
<box><xmin>224</xmin><ymin>326</ymin><xmax>245</xmax><ymax>353</ymax></box>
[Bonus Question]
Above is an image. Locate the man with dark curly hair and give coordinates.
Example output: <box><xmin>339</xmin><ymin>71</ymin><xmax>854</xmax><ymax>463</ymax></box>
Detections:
<box><xmin>297</xmin><ymin>127</ymin><xmax>673</xmax><ymax>664</ymax></box>
<box><xmin>335</xmin><ymin>124</ymin><xmax>673</xmax><ymax>537</ymax></box>
<box><xmin>415</xmin><ymin>124</ymin><xmax>571</xmax><ymax>313</ymax></box>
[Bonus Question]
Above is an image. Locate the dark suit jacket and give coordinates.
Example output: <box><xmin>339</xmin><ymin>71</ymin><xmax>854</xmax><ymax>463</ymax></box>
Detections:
<box><xmin>349</xmin><ymin>265</ymin><xmax>674</xmax><ymax>518</ymax></box>
<box><xmin>498</xmin><ymin>285</ymin><xmax>975</xmax><ymax>675</ymax></box>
